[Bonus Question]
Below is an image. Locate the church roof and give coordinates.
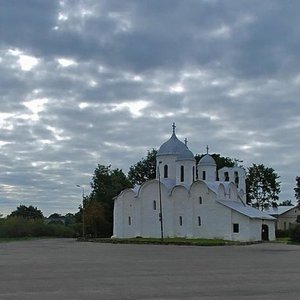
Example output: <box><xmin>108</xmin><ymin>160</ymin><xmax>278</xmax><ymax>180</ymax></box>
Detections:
<box><xmin>217</xmin><ymin>200</ymin><xmax>276</xmax><ymax>220</ymax></box>
<box><xmin>176</xmin><ymin>148</ymin><xmax>195</xmax><ymax>161</ymax></box>
<box><xmin>157</xmin><ymin>123</ymin><xmax>192</xmax><ymax>157</ymax></box>
<box><xmin>264</xmin><ymin>206</ymin><xmax>297</xmax><ymax>216</ymax></box>
<box><xmin>198</xmin><ymin>154</ymin><xmax>216</xmax><ymax>166</ymax></box>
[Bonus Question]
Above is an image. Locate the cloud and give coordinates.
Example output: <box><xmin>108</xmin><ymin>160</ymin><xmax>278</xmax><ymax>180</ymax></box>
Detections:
<box><xmin>0</xmin><ymin>0</ymin><xmax>300</xmax><ymax>216</ymax></box>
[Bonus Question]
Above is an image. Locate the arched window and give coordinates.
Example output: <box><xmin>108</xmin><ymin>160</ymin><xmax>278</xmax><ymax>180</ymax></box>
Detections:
<box><xmin>128</xmin><ymin>216</ymin><xmax>131</xmax><ymax>226</ymax></box>
<box><xmin>180</xmin><ymin>166</ymin><xmax>184</xmax><ymax>182</ymax></box>
<box><xmin>199</xmin><ymin>196</ymin><xmax>202</xmax><ymax>204</ymax></box>
<box><xmin>198</xmin><ymin>216</ymin><xmax>201</xmax><ymax>226</ymax></box>
<box><xmin>164</xmin><ymin>165</ymin><xmax>168</xmax><ymax>178</ymax></box>
<box><xmin>193</xmin><ymin>166</ymin><xmax>195</xmax><ymax>182</ymax></box>
<box><xmin>179</xmin><ymin>216</ymin><xmax>183</xmax><ymax>226</ymax></box>
<box><xmin>224</xmin><ymin>172</ymin><xmax>229</xmax><ymax>181</ymax></box>
<box><xmin>153</xmin><ymin>200</ymin><xmax>157</xmax><ymax>210</ymax></box>
<box><xmin>202</xmin><ymin>171</ymin><xmax>206</xmax><ymax>180</ymax></box>
<box><xmin>234</xmin><ymin>171</ymin><xmax>239</xmax><ymax>188</ymax></box>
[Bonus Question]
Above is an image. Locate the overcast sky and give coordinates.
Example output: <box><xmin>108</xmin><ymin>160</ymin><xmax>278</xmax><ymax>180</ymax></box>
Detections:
<box><xmin>1</xmin><ymin>0</ymin><xmax>300</xmax><ymax>216</ymax></box>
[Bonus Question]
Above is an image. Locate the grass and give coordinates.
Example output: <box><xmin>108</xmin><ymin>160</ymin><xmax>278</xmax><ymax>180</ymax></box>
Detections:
<box><xmin>0</xmin><ymin>237</ymin><xmax>39</xmax><ymax>243</ymax></box>
<box><xmin>275</xmin><ymin>237</ymin><xmax>290</xmax><ymax>243</ymax></box>
<box><xmin>84</xmin><ymin>237</ymin><xmax>260</xmax><ymax>246</ymax></box>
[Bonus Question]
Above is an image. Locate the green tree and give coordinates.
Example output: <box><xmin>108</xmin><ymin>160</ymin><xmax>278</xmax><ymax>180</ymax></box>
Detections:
<box><xmin>128</xmin><ymin>149</ymin><xmax>157</xmax><ymax>185</ymax></box>
<box><xmin>88</xmin><ymin>164</ymin><xmax>132</xmax><ymax>236</ymax></box>
<box><xmin>84</xmin><ymin>200</ymin><xmax>110</xmax><ymax>237</ymax></box>
<box><xmin>9</xmin><ymin>205</ymin><xmax>44</xmax><ymax>219</ymax></box>
<box><xmin>194</xmin><ymin>153</ymin><xmax>238</xmax><ymax>169</ymax></box>
<box><xmin>278</xmin><ymin>200</ymin><xmax>293</xmax><ymax>206</ymax></box>
<box><xmin>294</xmin><ymin>176</ymin><xmax>300</xmax><ymax>207</ymax></box>
<box><xmin>246</xmin><ymin>164</ymin><xmax>281</xmax><ymax>210</ymax></box>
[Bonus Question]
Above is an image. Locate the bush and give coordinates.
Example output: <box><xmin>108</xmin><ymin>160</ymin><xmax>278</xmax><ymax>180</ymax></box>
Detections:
<box><xmin>289</xmin><ymin>224</ymin><xmax>300</xmax><ymax>242</ymax></box>
<box><xmin>0</xmin><ymin>217</ymin><xmax>75</xmax><ymax>238</ymax></box>
<box><xmin>276</xmin><ymin>229</ymin><xmax>290</xmax><ymax>238</ymax></box>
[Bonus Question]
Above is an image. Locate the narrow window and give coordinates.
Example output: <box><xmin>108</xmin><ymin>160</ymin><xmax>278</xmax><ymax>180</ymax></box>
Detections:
<box><xmin>198</xmin><ymin>216</ymin><xmax>201</xmax><ymax>226</ymax></box>
<box><xmin>164</xmin><ymin>165</ymin><xmax>168</xmax><ymax>178</ymax></box>
<box><xmin>234</xmin><ymin>171</ymin><xmax>239</xmax><ymax>188</ymax></box>
<box><xmin>233</xmin><ymin>223</ymin><xmax>239</xmax><ymax>233</ymax></box>
<box><xmin>225</xmin><ymin>172</ymin><xmax>229</xmax><ymax>181</ymax></box>
<box><xmin>199</xmin><ymin>196</ymin><xmax>202</xmax><ymax>204</ymax></box>
<box><xmin>153</xmin><ymin>200</ymin><xmax>157</xmax><ymax>210</ymax></box>
<box><xmin>179</xmin><ymin>216</ymin><xmax>183</xmax><ymax>226</ymax></box>
<box><xmin>180</xmin><ymin>165</ymin><xmax>184</xmax><ymax>182</ymax></box>
<box><xmin>128</xmin><ymin>216</ymin><xmax>131</xmax><ymax>226</ymax></box>
<box><xmin>202</xmin><ymin>171</ymin><xmax>206</xmax><ymax>180</ymax></box>
<box><xmin>193</xmin><ymin>166</ymin><xmax>195</xmax><ymax>182</ymax></box>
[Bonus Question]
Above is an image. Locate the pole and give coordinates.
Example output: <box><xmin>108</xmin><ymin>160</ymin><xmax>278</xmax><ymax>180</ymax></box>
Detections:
<box><xmin>76</xmin><ymin>185</ymin><xmax>85</xmax><ymax>239</ymax></box>
<box><xmin>158</xmin><ymin>161</ymin><xmax>164</xmax><ymax>241</ymax></box>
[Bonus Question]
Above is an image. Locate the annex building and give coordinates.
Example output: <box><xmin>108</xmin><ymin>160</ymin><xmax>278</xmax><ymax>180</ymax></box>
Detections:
<box><xmin>113</xmin><ymin>124</ymin><xmax>275</xmax><ymax>242</ymax></box>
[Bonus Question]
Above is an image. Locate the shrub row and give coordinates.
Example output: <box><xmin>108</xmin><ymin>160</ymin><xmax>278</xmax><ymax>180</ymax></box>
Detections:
<box><xmin>0</xmin><ymin>217</ymin><xmax>76</xmax><ymax>238</ymax></box>
<box><xmin>289</xmin><ymin>224</ymin><xmax>300</xmax><ymax>242</ymax></box>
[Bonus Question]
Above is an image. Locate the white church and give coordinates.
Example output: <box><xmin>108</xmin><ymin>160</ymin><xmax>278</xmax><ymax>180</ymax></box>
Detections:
<box><xmin>113</xmin><ymin>124</ymin><xmax>275</xmax><ymax>242</ymax></box>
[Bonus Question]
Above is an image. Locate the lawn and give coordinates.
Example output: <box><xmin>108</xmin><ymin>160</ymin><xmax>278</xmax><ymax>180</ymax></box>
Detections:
<box><xmin>85</xmin><ymin>237</ymin><xmax>259</xmax><ymax>246</ymax></box>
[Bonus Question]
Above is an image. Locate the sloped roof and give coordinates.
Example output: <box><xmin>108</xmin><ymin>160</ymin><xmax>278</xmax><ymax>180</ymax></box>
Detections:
<box><xmin>264</xmin><ymin>206</ymin><xmax>297</xmax><ymax>216</ymax></box>
<box><xmin>217</xmin><ymin>200</ymin><xmax>276</xmax><ymax>220</ymax></box>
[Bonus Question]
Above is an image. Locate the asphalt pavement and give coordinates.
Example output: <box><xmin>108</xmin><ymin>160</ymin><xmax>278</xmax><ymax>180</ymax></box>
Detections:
<box><xmin>0</xmin><ymin>239</ymin><xmax>299</xmax><ymax>299</ymax></box>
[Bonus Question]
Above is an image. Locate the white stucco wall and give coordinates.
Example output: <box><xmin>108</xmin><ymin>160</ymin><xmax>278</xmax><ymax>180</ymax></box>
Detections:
<box><xmin>113</xmin><ymin>178</ymin><xmax>275</xmax><ymax>241</ymax></box>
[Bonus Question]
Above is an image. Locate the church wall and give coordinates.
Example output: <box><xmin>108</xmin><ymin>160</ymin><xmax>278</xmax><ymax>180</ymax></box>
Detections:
<box><xmin>172</xmin><ymin>186</ymin><xmax>189</xmax><ymax>237</ymax></box>
<box><xmin>157</xmin><ymin>155</ymin><xmax>177</xmax><ymax>182</ymax></box>
<box><xmin>161</xmin><ymin>193</ymin><xmax>174</xmax><ymax>238</ymax></box>
<box><xmin>175</xmin><ymin>160</ymin><xmax>195</xmax><ymax>187</ymax></box>
<box><xmin>264</xmin><ymin>220</ymin><xmax>276</xmax><ymax>241</ymax></box>
<box><xmin>231</xmin><ymin>210</ymin><xmax>252</xmax><ymax>241</ymax></box>
<box><xmin>189</xmin><ymin>182</ymin><xmax>232</xmax><ymax>239</ymax></box>
<box><xmin>113</xmin><ymin>196</ymin><xmax>124</xmax><ymax>238</ymax></box>
<box><xmin>197</xmin><ymin>165</ymin><xmax>216</xmax><ymax>181</ymax></box>
<box><xmin>139</xmin><ymin>181</ymin><xmax>165</xmax><ymax>238</ymax></box>
<box><xmin>122</xmin><ymin>191</ymin><xmax>139</xmax><ymax>238</ymax></box>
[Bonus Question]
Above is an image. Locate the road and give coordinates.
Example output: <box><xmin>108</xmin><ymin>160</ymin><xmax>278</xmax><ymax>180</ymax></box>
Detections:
<box><xmin>0</xmin><ymin>239</ymin><xmax>299</xmax><ymax>299</ymax></box>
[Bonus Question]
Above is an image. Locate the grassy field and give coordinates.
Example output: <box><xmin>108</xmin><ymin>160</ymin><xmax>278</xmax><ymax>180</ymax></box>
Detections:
<box><xmin>84</xmin><ymin>237</ymin><xmax>262</xmax><ymax>246</ymax></box>
<box><xmin>0</xmin><ymin>237</ymin><xmax>38</xmax><ymax>243</ymax></box>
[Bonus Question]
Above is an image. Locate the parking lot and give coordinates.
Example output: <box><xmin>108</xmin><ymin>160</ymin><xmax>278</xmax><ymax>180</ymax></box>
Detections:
<box><xmin>0</xmin><ymin>239</ymin><xmax>300</xmax><ymax>299</ymax></box>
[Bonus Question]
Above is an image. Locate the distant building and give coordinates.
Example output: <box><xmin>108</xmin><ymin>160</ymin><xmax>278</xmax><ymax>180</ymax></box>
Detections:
<box><xmin>265</xmin><ymin>206</ymin><xmax>300</xmax><ymax>230</ymax></box>
<box><xmin>113</xmin><ymin>124</ymin><xmax>276</xmax><ymax>241</ymax></box>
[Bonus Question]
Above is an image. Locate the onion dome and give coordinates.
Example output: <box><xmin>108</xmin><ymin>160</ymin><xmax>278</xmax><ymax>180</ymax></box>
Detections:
<box><xmin>176</xmin><ymin>148</ymin><xmax>195</xmax><ymax>161</ymax></box>
<box><xmin>157</xmin><ymin>123</ymin><xmax>189</xmax><ymax>156</ymax></box>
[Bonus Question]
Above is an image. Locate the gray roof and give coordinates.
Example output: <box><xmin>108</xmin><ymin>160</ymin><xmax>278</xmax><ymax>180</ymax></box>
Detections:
<box><xmin>157</xmin><ymin>132</ymin><xmax>190</xmax><ymax>157</ymax></box>
<box><xmin>198</xmin><ymin>154</ymin><xmax>216</xmax><ymax>166</ymax></box>
<box><xmin>264</xmin><ymin>206</ymin><xmax>297</xmax><ymax>216</ymax></box>
<box><xmin>217</xmin><ymin>200</ymin><xmax>276</xmax><ymax>220</ymax></box>
<box><xmin>176</xmin><ymin>148</ymin><xmax>195</xmax><ymax>161</ymax></box>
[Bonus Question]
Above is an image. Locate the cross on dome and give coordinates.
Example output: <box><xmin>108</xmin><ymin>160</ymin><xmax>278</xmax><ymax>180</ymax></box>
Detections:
<box><xmin>206</xmin><ymin>145</ymin><xmax>209</xmax><ymax>154</ymax></box>
<box><xmin>172</xmin><ymin>122</ymin><xmax>176</xmax><ymax>134</ymax></box>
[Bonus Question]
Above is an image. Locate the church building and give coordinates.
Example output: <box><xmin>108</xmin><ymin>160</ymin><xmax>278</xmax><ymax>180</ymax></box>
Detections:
<box><xmin>113</xmin><ymin>124</ymin><xmax>275</xmax><ymax>242</ymax></box>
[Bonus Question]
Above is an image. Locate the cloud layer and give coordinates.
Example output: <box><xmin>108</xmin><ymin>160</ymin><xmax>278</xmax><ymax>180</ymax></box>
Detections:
<box><xmin>1</xmin><ymin>0</ymin><xmax>300</xmax><ymax>215</ymax></box>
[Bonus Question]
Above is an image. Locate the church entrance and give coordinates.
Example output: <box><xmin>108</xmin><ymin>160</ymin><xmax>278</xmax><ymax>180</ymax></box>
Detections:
<box><xmin>261</xmin><ymin>224</ymin><xmax>269</xmax><ymax>241</ymax></box>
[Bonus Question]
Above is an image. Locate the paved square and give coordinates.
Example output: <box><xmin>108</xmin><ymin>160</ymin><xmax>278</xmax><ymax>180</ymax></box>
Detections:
<box><xmin>0</xmin><ymin>239</ymin><xmax>299</xmax><ymax>299</ymax></box>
